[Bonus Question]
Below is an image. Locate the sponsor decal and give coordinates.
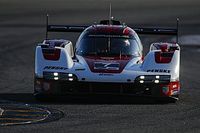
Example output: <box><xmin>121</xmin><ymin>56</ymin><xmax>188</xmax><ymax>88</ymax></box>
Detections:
<box><xmin>99</xmin><ymin>73</ymin><xmax>114</xmax><ymax>76</ymax></box>
<box><xmin>162</xmin><ymin>86</ymin><xmax>169</xmax><ymax>95</ymax></box>
<box><xmin>94</xmin><ymin>62</ymin><xmax>120</xmax><ymax>70</ymax></box>
<box><xmin>75</xmin><ymin>68</ymin><xmax>86</xmax><ymax>71</ymax></box>
<box><xmin>147</xmin><ymin>69</ymin><xmax>171</xmax><ymax>73</ymax></box>
<box><xmin>43</xmin><ymin>66</ymin><xmax>68</xmax><ymax>70</ymax></box>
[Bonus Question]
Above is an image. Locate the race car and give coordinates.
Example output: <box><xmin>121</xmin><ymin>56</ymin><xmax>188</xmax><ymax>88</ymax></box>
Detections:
<box><xmin>34</xmin><ymin>16</ymin><xmax>180</xmax><ymax>102</ymax></box>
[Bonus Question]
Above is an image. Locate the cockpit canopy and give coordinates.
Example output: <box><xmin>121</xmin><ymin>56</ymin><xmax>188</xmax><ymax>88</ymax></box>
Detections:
<box><xmin>76</xmin><ymin>25</ymin><xmax>143</xmax><ymax>57</ymax></box>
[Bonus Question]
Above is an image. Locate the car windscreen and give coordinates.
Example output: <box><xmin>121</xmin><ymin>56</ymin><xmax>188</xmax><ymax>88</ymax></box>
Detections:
<box><xmin>76</xmin><ymin>35</ymin><xmax>140</xmax><ymax>57</ymax></box>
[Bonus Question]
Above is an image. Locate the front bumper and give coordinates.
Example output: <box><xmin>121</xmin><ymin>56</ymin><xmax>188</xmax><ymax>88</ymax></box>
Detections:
<box><xmin>34</xmin><ymin>77</ymin><xmax>179</xmax><ymax>100</ymax></box>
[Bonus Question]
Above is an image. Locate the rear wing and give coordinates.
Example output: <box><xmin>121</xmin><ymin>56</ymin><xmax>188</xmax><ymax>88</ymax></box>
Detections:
<box><xmin>45</xmin><ymin>14</ymin><xmax>179</xmax><ymax>43</ymax></box>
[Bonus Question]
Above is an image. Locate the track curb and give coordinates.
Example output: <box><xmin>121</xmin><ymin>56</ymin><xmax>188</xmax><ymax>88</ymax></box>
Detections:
<box><xmin>0</xmin><ymin>101</ymin><xmax>64</xmax><ymax>126</ymax></box>
<box><xmin>0</xmin><ymin>107</ymin><xmax>4</xmax><ymax>116</ymax></box>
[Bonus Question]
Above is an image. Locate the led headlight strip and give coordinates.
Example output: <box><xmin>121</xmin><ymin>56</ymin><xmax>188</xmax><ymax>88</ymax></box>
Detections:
<box><xmin>135</xmin><ymin>75</ymin><xmax>170</xmax><ymax>84</ymax></box>
<box><xmin>43</xmin><ymin>71</ymin><xmax>77</xmax><ymax>81</ymax></box>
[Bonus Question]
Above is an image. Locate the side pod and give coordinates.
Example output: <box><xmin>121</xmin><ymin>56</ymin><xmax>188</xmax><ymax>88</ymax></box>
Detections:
<box><xmin>141</xmin><ymin>43</ymin><xmax>180</xmax><ymax>81</ymax></box>
<box><xmin>35</xmin><ymin>40</ymin><xmax>74</xmax><ymax>77</ymax></box>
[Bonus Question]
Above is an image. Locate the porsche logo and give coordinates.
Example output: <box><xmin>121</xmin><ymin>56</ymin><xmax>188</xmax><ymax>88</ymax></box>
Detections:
<box><xmin>94</xmin><ymin>62</ymin><xmax>120</xmax><ymax>70</ymax></box>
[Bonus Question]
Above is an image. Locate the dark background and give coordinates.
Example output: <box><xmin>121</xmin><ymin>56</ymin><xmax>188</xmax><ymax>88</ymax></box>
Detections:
<box><xmin>0</xmin><ymin>0</ymin><xmax>200</xmax><ymax>132</ymax></box>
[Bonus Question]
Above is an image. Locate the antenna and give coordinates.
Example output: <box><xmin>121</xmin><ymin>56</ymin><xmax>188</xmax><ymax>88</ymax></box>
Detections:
<box><xmin>176</xmin><ymin>18</ymin><xmax>179</xmax><ymax>44</ymax></box>
<box><xmin>109</xmin><ymin>3</ymin><xmax>112</xmax><ymax>25</ymax></box>
<box><xmin>46</xmin><ymin>14</ymin><xmax>49</xmax><ymax>40</ymax></box>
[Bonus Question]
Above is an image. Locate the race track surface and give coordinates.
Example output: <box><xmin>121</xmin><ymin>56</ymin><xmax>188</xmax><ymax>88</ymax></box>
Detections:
<box><xmin>0</xmin><ymin>0</ymin><xmax>200</xmax><ymax>132</ymax></box>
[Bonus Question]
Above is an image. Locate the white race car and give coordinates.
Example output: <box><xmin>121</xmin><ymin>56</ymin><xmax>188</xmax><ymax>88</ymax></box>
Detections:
<box><xmin>34</xmin><ymin>17</ymin><xmax>180</xmax><ymax>102</ymax></box>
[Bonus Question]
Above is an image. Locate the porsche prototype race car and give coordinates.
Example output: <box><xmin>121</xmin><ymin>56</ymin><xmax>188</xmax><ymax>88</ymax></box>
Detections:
<box><xmin>34</xmin><ymin>16</ymin><xmax>180</xmax><ymax>102</ymax></box>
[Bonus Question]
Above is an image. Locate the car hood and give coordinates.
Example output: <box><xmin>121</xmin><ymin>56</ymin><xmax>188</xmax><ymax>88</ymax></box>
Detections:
<box><xmin>83</xmin><ymin>56</ymin><xmax>133</xmax><ymax>73</ymax></box>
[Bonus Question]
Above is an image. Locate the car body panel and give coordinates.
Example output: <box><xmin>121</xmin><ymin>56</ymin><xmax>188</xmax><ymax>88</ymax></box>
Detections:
<box><xmin>34</xmin><ymin>20</ymin><xmax>180</xmax><ymax>101</ymax></box>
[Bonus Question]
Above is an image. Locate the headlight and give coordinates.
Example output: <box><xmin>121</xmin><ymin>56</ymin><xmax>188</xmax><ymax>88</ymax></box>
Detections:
<box><xmin>139</xmin><ymin>80</ymin><xmax>144</xmax><ymax>83</ymax></box>
<box><xmin>154</xmin><ymin>80</ymin><xmax>159</xmax><ymax>84</ymax></box>
<box><xmin>53</xmin><ymin>72</ymin><xmax>59</xmax><ymax>76</ymax></box>
<box><xmin>135</xmin><ymin>75</ymin><xmax>170</xmax><ymax>84</ymax></box>
<box><xmin>43</xmin><ymin>71</ymin><xmax>77</xmax><ymax>81</ymax></box>
<box><xmin>139</xmin><ymin>76</ymin><xmax>145</xmax><ymax>79</ymax></box>
<box><xmin>68</xmin><ymin>73</ymin><xmax>73</xmax><ymax>77</ymax></box>
<box><xmin>155</xmin><ymin>75</ymin><xmax>160</xmax><ymax>79</ymax></box>
<box><xmin>54</xmin><ymin>77</ymin><xmax>59</xmax><ymax>80</ymax></box>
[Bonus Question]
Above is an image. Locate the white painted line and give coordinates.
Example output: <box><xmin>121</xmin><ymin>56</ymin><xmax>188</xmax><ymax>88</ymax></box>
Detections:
<box><xmin>0</xmin><ymin>106</ymin><xmax>52</xmax><ymax>126</ymax></box>
<box><xmin>0</xmin><ymin>108</ymin><xmax>4</xmax><ymax>116</ymax></box>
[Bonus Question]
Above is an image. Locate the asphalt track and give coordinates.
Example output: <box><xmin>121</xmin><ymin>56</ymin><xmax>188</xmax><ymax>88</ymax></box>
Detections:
<box><xmin>0</xmin><ymin>0</ymin><xmax>200</xmax><ymax>132</ymax></box>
